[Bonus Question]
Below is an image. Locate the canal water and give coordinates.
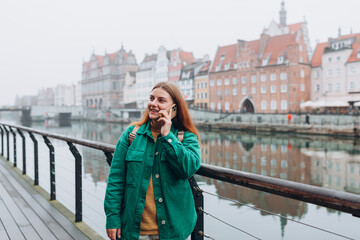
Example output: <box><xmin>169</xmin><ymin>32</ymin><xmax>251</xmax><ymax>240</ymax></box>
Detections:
<box><xmin>1</xmin><ymin>116</ymin><xmax>360</xmax><ymax>240</ymax></box>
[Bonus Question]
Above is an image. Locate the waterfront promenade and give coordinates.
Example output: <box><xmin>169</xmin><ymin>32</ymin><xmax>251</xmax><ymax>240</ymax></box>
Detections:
<box><xmin>0</xmin><ymin>156</ymin><xmax>101</xmax><ymax>240</ymax></box>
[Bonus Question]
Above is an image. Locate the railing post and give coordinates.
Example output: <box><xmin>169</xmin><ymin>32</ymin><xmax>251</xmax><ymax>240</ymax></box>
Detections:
<box><xmin>103</xmin><ymin>151</ymin><xmax>113</xmax><ymax>166</ymax></box>
<box><xmin>189</xmin><ymin>176</ymin><xmax>204</xmax><ymax>240</ymax></box>
<box><xmin>0</xmin><ymin>125</ymin><xmax>4</xmax><ymax>156</ymax></box>
<box><xmin>43</xmin><ymin>136</ymin><xmax>56</xmax><ymax>200</ymax></box>
<box><xmin>17</xmin><ymin>129</ymin><xmax>26</xmax><ymax>175</ymax></box>
<box><xmin>9</xmin><ymin>127</ymin><xmax>17</xmax><ymax>167</ymax></box>
<box><xmin>67</xmin><ymin>141</ymin><xmax>82</xmax><ymax>222</ymax></box>
<box><xmin>28</xmin><ymin>132</ymin><xmax>39</xmax><ymax>185</ymax></box>
<box><xmin>4</xmin><ymin>126</ymin><xmax>10</xmax><ymax>161</ymax></box>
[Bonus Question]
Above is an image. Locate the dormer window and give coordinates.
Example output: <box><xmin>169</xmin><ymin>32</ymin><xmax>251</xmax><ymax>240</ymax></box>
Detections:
<box><xmin>224</xmin><ymin>63</ymin><xmax>230</xmax><ymax>70</ymax></box>
<box><xmin>215</xmin><ymin>65</ymin><xmax>221</xmax><ymax>72</ymax></box>
<box><xmin>262</xmin><ymin>59</ymin><xmax>268</xmax><ymax>66</ymax></box>
<box><xmin>233</xmin><ymin>63</ymin><xmax>238</xmax><ymax>69</ymax></box>
<box><xmin>357</xmin><ymin>52</ymin><xmax>360</xmax><ymax>59</ymax></box>
<box><xmin>220</xmin><ymin>54</ymin><xmax>225</xmax><ymax>61</ymax></box>
<box><xmin>277</xmin><ymin>56</ymin><xmax>284</xmax><ymax>64</ymax></box>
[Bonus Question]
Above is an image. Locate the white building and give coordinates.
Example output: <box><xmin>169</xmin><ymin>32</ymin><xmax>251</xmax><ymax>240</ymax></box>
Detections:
<box><xmin>155</xmin><ymin>45</ymin><xmax>169</xmax><ymax>83</ymax></box>
<box><xmin>311</xmin><ymin>32</ymin><xmax>360</xmax><ymax>107</ymax></box>
<box><xmin>136</xmin><ymin>54</ymin><xmax>157</xmax><ymax>109</ymax></box>
<box><xmin>123</xmin><ymin>71</ymin><xmax>137</xmax><ymax>106</ymax></box>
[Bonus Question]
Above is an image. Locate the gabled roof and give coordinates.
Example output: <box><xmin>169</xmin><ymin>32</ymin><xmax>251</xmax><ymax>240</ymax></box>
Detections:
<box><xmin>142</xmin><ymin>54</ymin><xmax>157</xmax><ymax>62</ymax></box>
<box><xmin>259</xmin><ymin>33</ymin><xmax>296</xmax><ymax>66</ymax></box>
<box><xmin>179</xmin><ymin>51</ymin><xmax>194</xmax><ymax>64</ymax></box>
<box><xmin>311</xmin><ymin>33</ymin><xmax>360</xmax><ymax>67</ymax></box>
<box><xmin>210</xmin><ymin>44</ymin><xmax>237</xmax><ymax>72</ymax></box>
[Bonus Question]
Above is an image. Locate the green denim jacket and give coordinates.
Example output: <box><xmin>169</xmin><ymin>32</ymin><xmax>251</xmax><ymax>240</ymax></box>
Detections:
<box><xmin>104</xmin><ymin>121</ymin><xmax>201</xmax><ymax>240</ymax></box>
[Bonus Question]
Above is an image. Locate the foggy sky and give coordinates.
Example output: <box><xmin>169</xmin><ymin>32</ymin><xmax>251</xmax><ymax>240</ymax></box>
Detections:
<box><xmin>0</xmin><ymin>0</ymin><xmax>359</xmax><ymax>106</ymax></box>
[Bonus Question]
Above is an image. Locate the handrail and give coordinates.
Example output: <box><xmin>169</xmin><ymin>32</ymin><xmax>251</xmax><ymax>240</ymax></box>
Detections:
<box><xmin>1</xmin><ymin>121</ymin><xmax>360</xmax><ymax>239</ymax></box>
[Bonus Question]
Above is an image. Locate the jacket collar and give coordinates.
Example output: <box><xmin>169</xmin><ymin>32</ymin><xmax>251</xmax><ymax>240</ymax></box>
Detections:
<box><xmin>137</xmin><ymin>120</ymin><xmax>178</xmax><ymax>139</ymax></box>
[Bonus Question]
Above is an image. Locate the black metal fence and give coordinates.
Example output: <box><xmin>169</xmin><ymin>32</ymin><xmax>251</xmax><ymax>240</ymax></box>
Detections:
<box><xmin>1</xmin><ymin>122</ymin><xmax>360</xmax><ymax>240</ymax></box>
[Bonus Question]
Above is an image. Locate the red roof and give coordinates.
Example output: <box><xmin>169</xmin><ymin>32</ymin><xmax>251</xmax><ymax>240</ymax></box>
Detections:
<box><xmin>288</xmin><ymin>22</ymin><xmax>303</xmax><ymax>33</ymax></box>
<box><xmin>311</xmin><ymin>33</ymin><xmax>360</xmax><ymax>66</ymax></box>
<box><xmin>211</xmin><ymin>44</ymin><xmax>237</xmax><ymax>72</ymax></box>
<box><xmin>311</xmin><ymin>42</ymin><xmax>327</xmax><ymax>67</ymax></box>
<box><xmin>179</xmin><ymin>51</ymin><xmax>194</xmax><ymax>64</ymax></box>
<box><xmin>260</xmin><ymin>33</ymin><xmax>297</xmax><ymax>66</ymax></box>
<box><xmin>96</xmin><ymin>55</ymin><xmax>104</xmax><ymax>67</ymax></box>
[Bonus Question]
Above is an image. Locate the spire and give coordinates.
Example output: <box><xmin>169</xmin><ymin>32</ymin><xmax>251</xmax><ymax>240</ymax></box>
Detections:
<box><xmin>338</xmin><ymin>26</ymin><xmax>342</xmax><ymax>37</ymax></box>
<box><xmin>279</xmin><ymin>0</ymin><xmax>287</xmax><ymax>26</ymax></box>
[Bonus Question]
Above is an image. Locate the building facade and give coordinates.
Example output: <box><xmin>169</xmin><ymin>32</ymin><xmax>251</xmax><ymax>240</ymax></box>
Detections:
<box><xmin>179</xmin><ymin>61</ymin><xmax>205</xmax><ymax>106</ymax></box>
<box><xmin>194</xmin><ymin>61</ymin><xmax>211</xmax><ymax>109</ymax></box>
<box><xmin>168</xmin><ymin>49</ymin><xmax>195</xmax><ymax>85</ymax></box>
<box><xmin>81</xmin><ymin>47</ymin><xmax>138</xmax><ymax>109</ymax></box>
<box><xmin>209</xmin><ymin>2</ymin><xmax>311</xmax><ymax>113</ymax></box>
<box><xmin>311</xmin><ymin>33</ymin><xmax>360</xmax><ymax>108</ymax></box>
<box><xmin>136</xmin><ymin>54</ymin><xmax>157</xmax><ymax>109</ymax></box>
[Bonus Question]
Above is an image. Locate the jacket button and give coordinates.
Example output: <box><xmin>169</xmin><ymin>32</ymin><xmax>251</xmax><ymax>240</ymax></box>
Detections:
<box><xmin>155</xmin><ymin>152</ymin><xmax>159</xmax><ymax>156</ymax></box>
<box><xmin>161</xmin><ymin>220</ymin><xmax>166</xmax><ymax>225</ymax></box>
<box><xmin>168</xmin><ymin>139</ymin><xmax>172</xmax><ymax>143</ymax></box>
<box><xmin>155</xmin><ymin>174</ymin><xmax>160</xmax><ymax>178</ymax></box>
<box><xmin>158</xmin><ymin>198</ymin><xmax>163</xmax><ymax>203</ymax></box>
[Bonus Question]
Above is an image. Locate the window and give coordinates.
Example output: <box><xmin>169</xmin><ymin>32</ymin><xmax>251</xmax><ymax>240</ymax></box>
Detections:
<box><xmin>261</xmin><ymin>101</ymin><xmax>267</xmax><ymax>110</ymax></box>
<box><xmin>337</xmin><ymin>56</ymin><xmax>341</xmax><ymax>61</ymax></box>
<box><xmin>281</xmin><ymin>100</ymin><xmax>287</xmax><ymax>110</ymax></box>
<box><xmin>277</xmin><ymin>56</ymin><xmax>283</xmax><ymax>64</ymax></box>
<box><xmin>350</xmin><ymin>82</ymin><xmax>355</xmax><ymax>90</ymax></box>
<box><xmin>328</xmin><ymin>57</ymin><xmax>332</xmax><ymax>62</ymax></box>
<box><xmin>299</xmin><ymin>45</ymin><xmax>303</xmax><ymax>52</ymax></box>
<box><xmin>314</xmin><ymin>71</ymin><xmax>320</xmax><ymax>79</ymax></box>
<box><xmin>300</xmin><ymin>70</ymin><xmax>305</xmax><ymax>78</ymax></box>
<box><xmin>232</xmin><ymin>88</ymin><xmax>237</xmax><ymax>96</ymax></box>
<box><xmin>281</xmin><ymin>84</ymin><xmax>287</xmax><ymax>92</ymax></box>
<box><xmin>299</xmin><ymin>57</ymin><xmax>303</xmax><ymax>63</ymax></box>
<box><xmin>215</xmin><ymin>65</ymin><xmax>220</xmax><ymax>72</ymax></box>
<box><xmin>251</xmin><ymin>75</ymin><xmax>257</xmax><ymax>83</ymax></box>
<box><xmin>205</xmin><ymin>92</ymin><xmax>207</xmax><ymax>99</ymax></box>
<box><xmin>349</xmin><ymin>66</ymin><xmax>355</xmax><ymax>74</ymax></box>
<box><xmin>270</xmin><ymin>85</ymin><xmax>276</xmax><ymax>93</ymax></box>
<box><xmin>261</xmin><ymin>86</ymin><xmax>266</xmax><ymax>93</ymax></box>
<box><xmin>233</xmin><ymin>63</ymin><xmax>238</xmax><ymax>69</ymax></box>
<box><xmin>328</xmin><ymin>83</ymin><xmax>332</xmax><ymax>91</ymax></box>
<box><xmin>300</xmin><ymin>84</ymin><xmax>305</xmax><ymax>91</ymax></box>
<box><xmin>336</xmin><ymin>82</ymin><xmax>341</xmax><ymax>91</ymax></box>
<box><xmin>251</xmin><ymin>87</ymin><xmax>256</xmax><ymax>94</ymax></box>
<box><xmin>210</xmin><ymin>80</ymin><xmax>214</xmax><ymax>86</ymax></box>
<box><xmin>220</xmin><ymin>54</ymin><xmax>225</xmax><ymax>61</ymax></box>
<box><xmin>270</xmin><ymin>73</ymin><xmax>276</xmax><ymax>81</ymax></box>
<box><xmin>210</xmin><ymin>102</ymin><xmax>215</xmax><ymax>110</ymax></box>
<box><xmin>315</xmin><ymin>84</ymin><xmax>320</xmax><ymax>92</ymax></box>
<box><xmin>327</xmin><ymin>69</ymin><xmax>332</xmax><ymax>77</ymax></box>
<box><xmin>357</xmin><ymin>52</ymin><xmax>360</xmax><ymax>59</ymax></box>
<box><xmin>280</xmin><ymin>72</ymin><xmax>287</xmax><ymax>80</ymax></box>
<box><xmin>225</xmin><ymin>102</ymin><xmax>230</xmax><ymax>111</ymax></box>
<box><xmin>232</xmin><ymin>77</ymin><xmax>237</xmax><ymax>84</ymax></box>
<box><xmin>271</xmin><ymin>100</ymin><xmax>277</xmax><ymax>110</ymax></box>
<box><xmin>217</xmin><ymin>102</ymin><xmax>222</xmax><ymax>111</ymax></box>
<box><xmin>217</xmin><ymin>79</ymin><xmax>222</xmax><ymax>86</ymax></box>
<box><xmin>225</xmin><ymin>89</ymin><xmax>230</xmax><ymax>96</ymax></box>
<box><xmin>336</xmin><ymin>68</ymin><xmax>341</xmax><ymax>76</ymax></box>
<box><xmin>224</xmin><ymin>64</ymin><xmax>230</xmax><ymax>70</ymax></box>
<box><xmin>241</xmin><ymin>76</ymin><xmax>246</xmax><ymax>83</ymax></box>
<box><xmin>217</xmin><ymin>90</ymin><xmax>222</xmax><ymax>96</ymax></box>
<box><xmin>242</xmin><ymin>87</ymin><xmax>247</xmax><ymax>95</ymax></box>
<box><xmin>224</xmin><ymin>78</ymin><xmax>230</xmax><ymax>85</ymax></box>
<box><xmin>261</xmin><ymin>74</ymin><xmax>267</xmax><ymax>82</ymax></box>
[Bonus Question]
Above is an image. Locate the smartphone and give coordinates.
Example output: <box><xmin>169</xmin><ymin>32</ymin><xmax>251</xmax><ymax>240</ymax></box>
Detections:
<box><xmin>165</xmin><ymin>104</ymin><xmax>177</xmax><ymax>119</ymax></box>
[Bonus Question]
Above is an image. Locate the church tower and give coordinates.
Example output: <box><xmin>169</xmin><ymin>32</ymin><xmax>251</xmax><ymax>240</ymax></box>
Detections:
<box><xmin>279</xmin><ymin>0</ymin><xmax>287</xmax><ymax>26</ymax></box>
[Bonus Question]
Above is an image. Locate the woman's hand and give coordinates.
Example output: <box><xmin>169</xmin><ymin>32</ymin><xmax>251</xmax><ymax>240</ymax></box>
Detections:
<box><xmin>158</xmin><ymin>107</ymin><xmax>172</xmax><ymax>137</ymax></box>
<box><xmin>106</xmin><ymin>228</ymin><xmax>121</xmax><ymax>240</ymax></box>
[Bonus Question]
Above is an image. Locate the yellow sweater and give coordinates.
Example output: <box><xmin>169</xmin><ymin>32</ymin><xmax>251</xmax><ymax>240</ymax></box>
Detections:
<box><xmin>140</xmin><ymin>123</ymin><xmax>161</xmax><ymax>235</ymax></box>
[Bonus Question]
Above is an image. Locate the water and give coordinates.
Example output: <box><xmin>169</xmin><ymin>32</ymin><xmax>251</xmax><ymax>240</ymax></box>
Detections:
<box><xmin>1</xmin><ymin>116</ymin><xmax>360</xmax><ymax>240</ymax></box>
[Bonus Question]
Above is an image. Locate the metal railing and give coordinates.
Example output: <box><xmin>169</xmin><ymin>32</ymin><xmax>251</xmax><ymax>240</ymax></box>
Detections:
<box><xmin>1</xmin><ymin>122</ymin><xmax>360</xmax><ymax>240</ymax></box>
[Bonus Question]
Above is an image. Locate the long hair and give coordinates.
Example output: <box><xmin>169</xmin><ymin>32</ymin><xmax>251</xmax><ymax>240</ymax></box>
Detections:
<box><xmin>132</xmin><ymin>82</ymin><xmax>199</xmax><ymax>139</ymax></box>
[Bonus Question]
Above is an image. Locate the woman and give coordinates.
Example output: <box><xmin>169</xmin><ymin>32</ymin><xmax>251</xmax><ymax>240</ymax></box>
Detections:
<box><xmin>104</xmin><ymin>82</ymin><xmax>201</xmax><ymax>240</ymax></box>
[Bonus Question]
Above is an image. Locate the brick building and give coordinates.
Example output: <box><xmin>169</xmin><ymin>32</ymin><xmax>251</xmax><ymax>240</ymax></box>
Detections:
<box><xmin>209</xmin><ymin>2</ymin><xmax>311</xmax><ymax>113</ymax></box>
<box><xmin>81</xmin><ymin>46</ymin><xmax>138</xmax><ymax>109</ymax></box>
<box><xmin>194</xmin><ymin>61</ymin><xmax>211</xmax><ymax>109</ymax></box>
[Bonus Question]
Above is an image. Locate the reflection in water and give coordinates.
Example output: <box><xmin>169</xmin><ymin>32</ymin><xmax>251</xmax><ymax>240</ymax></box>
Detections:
<box><xmin>2</xmin><ymin>118</ymin><xmax>360</xmax><ymax>239</ymax></box>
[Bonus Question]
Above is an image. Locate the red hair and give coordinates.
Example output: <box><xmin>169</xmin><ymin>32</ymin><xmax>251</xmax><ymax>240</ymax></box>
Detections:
<box><xmin>132</xmin><ymin>82</ymin><xmax>199</xmax><ymax>139</ymax></box>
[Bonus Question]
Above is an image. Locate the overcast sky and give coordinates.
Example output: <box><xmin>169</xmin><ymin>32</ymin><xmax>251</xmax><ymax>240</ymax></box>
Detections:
<box><xmin>0</xmin><ymin>0</ymin><xmax>359</xmax><ymax>106</ymax></box>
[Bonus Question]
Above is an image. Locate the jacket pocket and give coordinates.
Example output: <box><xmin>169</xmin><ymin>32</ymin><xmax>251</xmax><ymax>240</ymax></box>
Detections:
<box><xmin>125</xmin><ymin>150</ymin><xmax>144</xmax><ymax>187</ymax></box>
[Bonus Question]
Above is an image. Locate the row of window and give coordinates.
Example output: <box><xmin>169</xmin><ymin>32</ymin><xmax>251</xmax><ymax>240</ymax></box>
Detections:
<box><xmin>314</xmin><ymin>66</ymin><xmax>360</xmax><ymax>79</ymax></box>
<box><xmin>209</xmin><ymin>72</ymin><xmax>294</xmax><ymax>86</ymax></box>
<box><xmin>209</xmin><ymin>100</ymin><xmax>288</xmax><ymax>111</ymax></box>
<box><xmin>314</xmin><ymin>81</ymin><xmax>360</xmax><ymax>92</ymax></box>
<box><xmin>212</xmin><ymin>84</ymin><xmax>300</xmax><ymax>97</ymax></box>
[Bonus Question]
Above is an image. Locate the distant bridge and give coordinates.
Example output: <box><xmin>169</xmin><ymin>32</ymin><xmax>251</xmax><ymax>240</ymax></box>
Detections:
<box><xmin>0</xmin><ymin>107</ymin><xmax>32</xmax><ymax>122</ymax></box>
